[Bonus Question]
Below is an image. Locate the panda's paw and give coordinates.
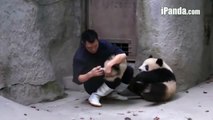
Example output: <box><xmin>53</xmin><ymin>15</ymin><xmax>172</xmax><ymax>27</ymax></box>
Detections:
<box><xmin>143</xmin><ymin>85</ymin><xmax>151</xmax><ymax>93</ymax></box>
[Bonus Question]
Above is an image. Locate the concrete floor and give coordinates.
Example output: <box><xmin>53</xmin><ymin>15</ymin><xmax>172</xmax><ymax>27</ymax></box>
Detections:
<box><xmin>1</xmin><ymin>77</ymin><xmax>213</xmax><ymax>120</ymax></box>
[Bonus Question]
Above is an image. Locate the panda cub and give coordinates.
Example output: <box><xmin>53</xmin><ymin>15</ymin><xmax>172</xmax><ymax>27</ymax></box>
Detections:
<box><xmin>102</xmin><ymin>55</ymin><xmax>127</xmax><ymax>82</ymax></box>
<box><xmin>128</xmin><ymin>56</ymin><xmax>176</xmax><ymax>102</ymax></box>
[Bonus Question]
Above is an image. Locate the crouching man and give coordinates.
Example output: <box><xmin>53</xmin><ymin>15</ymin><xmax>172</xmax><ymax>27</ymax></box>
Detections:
<box><xmin>72</xmin><ymin>29</ymin><xmax>133</xmax><ymax>107</ymax></box>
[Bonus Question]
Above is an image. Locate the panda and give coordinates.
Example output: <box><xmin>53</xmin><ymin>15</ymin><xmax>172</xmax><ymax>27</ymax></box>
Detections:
<box><xmin>102</xmin><ymin>55</ymin><xmax>127</xmax><ymax>82</ymax></box>
<box><xmin>128</xmin><ymin>56</ymin><xmax>176</xmax><ymax>102</ymax></box>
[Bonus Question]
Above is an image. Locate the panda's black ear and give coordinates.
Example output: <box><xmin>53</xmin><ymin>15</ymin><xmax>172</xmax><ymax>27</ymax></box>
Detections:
<box><xmin>156</xmin><ymin>58</ymin><xmax>163</xmax><ymax>66</ymax></box>
<box><xmin>149</xmin><ymin>55</ymin><xmax>153</xmax><ymax>58</ymax></box>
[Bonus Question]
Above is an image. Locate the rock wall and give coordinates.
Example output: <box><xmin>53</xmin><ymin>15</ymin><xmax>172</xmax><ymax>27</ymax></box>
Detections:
<box><xmin>205</xmin><ymin>0</ymin><xmax>213</xmax><ymax>75</ymax></box>
<box><xmin>207</xmin><ymin>1</ymin><xmax>213</xmax><ymax>74</ymax></box>
<box><xmin>211</xmin><ymin>22</ymin><xmax>213</xmax><ymax>73</ymax></box>
<box><xmin>136</xmin><ymin>0</ymin><xmax>212</xmax><ymax>91</ymax></box>
<box><xmin>47</xmin><ymin>0</ymin><xmax>82</xmax><ymax>87</ymax></box>
<box><xmin>0</xmin><ymin>0</ymin><xmax>82</xmax><ymax>105</ymax></box>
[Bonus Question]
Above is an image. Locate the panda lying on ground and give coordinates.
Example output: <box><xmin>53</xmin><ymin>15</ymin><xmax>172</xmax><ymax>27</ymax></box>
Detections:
<box><xmin>128</xmin><ymin>56</ymin><xmax>176</xmax><ymax>102</ymax></box>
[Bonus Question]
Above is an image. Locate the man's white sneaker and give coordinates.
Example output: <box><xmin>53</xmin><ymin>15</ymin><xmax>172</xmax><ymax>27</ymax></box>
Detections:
<box><xmin>88</xmin><ymin>93</ymin><xmax>102</xmax><ymax>107</ymax></box>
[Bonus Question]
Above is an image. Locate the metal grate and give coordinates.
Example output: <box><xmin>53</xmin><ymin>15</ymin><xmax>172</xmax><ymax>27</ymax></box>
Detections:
<box><xmin>112</xmin><ymin>43</ymin><xmax>129</xmax><ymax>56</ymax></box>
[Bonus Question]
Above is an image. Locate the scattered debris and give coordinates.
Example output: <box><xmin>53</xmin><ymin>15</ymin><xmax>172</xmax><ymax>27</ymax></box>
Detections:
<box><xmin>132</xmin><ymin>113</ymin><xmax>138</xmax><ymax>116</ymax></box>
<box><xmin>186</xmin><ymin>117</ymin><xmax>192</xmax><ymax>120</ymax></box>
<box><xmin>124</xmin><ymin>117</ymin><xmax>131</xmax><ymax>120</ymax></box>
<box><xmin>46</xmin><ymin>109</ymin><xmax>50</xmax><ymax>112</ymax></box>
<box><xmin>127</xmin><ymin>111</ymin><xmax>131</xmax><ymax>114</ymax></box>
<box><xmin>30</xmin><ymin>105</ymin><xmax>40</xmax><ymax>111</ymax></box>
<box><xmin>154</xmin><ymin>116</ymin><xmax>160</xmax><ymax>120</ymax></box>
<box><xmin>117</xmin><ymin>113</ymin><xmax>125</xmax><ymax>115</ymax></box>
<box><xmin>205</xmin><ymin>110</ymin><xmax>209</xmax><ymax>112</ymax></box>
<box><xmin>30</xmin><ymin>106</ymin><xmax>36</xmax><ymax>108</ymax></box>
<box><xmin>74</xmin><ymin>99</ymin><xmax>79</xmax><ymax>101</ymax></box>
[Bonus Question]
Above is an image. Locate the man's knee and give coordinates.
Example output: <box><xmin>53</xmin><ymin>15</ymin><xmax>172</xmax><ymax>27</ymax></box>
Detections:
<box><xmin>84</xmin><ymin>77</ymin><xmax>104</xmax><ymax>94</ymax></box>
<box><xmin>105</xmin><ymin>78</ymin><xmax>121</xmax><ymax>89</ymax></box>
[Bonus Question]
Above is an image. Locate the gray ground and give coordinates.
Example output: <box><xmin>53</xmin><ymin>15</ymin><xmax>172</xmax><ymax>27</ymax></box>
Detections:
<box><xmin>1</xmin><ymin>77</ymin><xmax>213</xmax><ymax>120</ymax></box>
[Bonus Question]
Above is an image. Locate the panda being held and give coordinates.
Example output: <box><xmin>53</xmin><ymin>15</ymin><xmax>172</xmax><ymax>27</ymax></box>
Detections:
<box><xmin>103</xmin><ymin>55</ymin><xmax>127</xmax><ymax>82</ymax></box>
<box><xmin>128</xmin><ymin>55</ymin><xmax>177</xmax><ymax>102</ymax></box>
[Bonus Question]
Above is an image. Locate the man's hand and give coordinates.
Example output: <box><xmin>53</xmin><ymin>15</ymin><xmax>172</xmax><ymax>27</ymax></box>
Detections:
<box><xmin>89</xmin><ymin>66</ymin><xmax>104</xmax><ymax>77</ymax></box>
<box><xmin>104</xmin><ymin>62</ymin><xmax>113</xmax><ymax>77</ymax></box>
<box><xmin>78</xmin><ymin>66</ymin><xmax>104</xmax><ymax>83</ymax></box>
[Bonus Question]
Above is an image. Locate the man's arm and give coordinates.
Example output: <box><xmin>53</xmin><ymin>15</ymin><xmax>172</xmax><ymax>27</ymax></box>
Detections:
<box><xmin>78</xmin><ymin>66</ymin><xmax>104</xmax><ymax>83</ymax></box>
<box><xmin>104</xmin><ymin>53</ymin><xmax>127</xmax><ymax>75</ymax></box>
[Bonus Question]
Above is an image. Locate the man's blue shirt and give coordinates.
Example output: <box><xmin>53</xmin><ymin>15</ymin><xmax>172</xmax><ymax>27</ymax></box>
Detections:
<box><xmin>72</xmin><ymin>40</ymin><xmax>124</xmax><ymax>84</ymax></box>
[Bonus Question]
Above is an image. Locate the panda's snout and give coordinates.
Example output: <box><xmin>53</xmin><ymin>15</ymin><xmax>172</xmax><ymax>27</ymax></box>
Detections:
<box><xmin>138</xmin><ymin>65</ymin><xmax>145</xmax><ymax>71</ymax></box>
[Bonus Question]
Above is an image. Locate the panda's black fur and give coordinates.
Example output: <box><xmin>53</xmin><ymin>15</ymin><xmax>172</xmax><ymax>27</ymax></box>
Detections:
<box><xmin>135</xmin><ymin>68</ymin><xmax>176</xmax><ymax>83</ymax></box>
<box><xmin>128</xmin><ymin>57</ymin><xmax>176</xmax><ymax>102</ymax></box>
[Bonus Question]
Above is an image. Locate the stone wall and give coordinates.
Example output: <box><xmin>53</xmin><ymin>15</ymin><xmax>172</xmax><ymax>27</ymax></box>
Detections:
<box><xmin>136</xmin><ymin>0</ymin><xmax>212</xmax><ymax>91</ymax></box>
<box><xmin>204</xmin><ymin>0</ymin><xmax>213</xmax><ymax>74</ymax></box>
<box><xmin>0</xmin><ymin>0</ymin><xmax>82</xmax><ymax>105</ymax></box>
<box><xmin>211</xmin><ymin>21</ymin><xmax>213</xmax><ymax>73</ymax></box>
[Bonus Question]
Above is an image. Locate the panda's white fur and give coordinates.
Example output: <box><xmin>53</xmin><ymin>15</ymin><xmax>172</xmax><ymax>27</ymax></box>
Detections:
<box><xmin>128</xmin><ymin>57</ymin><xmax>176</xmax><ymax>102</ymax></box>
<box><xmin>139</xmin><ymin>58</ymin><xmax>173</xmax><ymax>72</ymax></box>
<box><xmin>103</xmin><ymin>55</ymin><xmax>127</xmax><ymax>82</ymax></box>
<box><xmin>139</xmin><ymin>58</ymin><xmax>176</xmax><ymax>100</ymax></box>
<box><xmin>163</xmin><ymin>80</ymin><xmax>176</xmax><ymax>100</ymax></box>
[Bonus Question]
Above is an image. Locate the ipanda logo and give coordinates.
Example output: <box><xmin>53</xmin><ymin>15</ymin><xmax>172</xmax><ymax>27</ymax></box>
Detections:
<box><xmin>161</xmin><ymin>7</ymin><xmax>201</xmax><ymax>15</ymax></box>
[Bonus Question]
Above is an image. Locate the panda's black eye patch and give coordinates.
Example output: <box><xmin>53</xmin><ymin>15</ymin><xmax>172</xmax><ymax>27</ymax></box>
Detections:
<box><xmin>145</xmin><ymin>65</ymin><xmax>149</xmax><ymax>71</ymax></box>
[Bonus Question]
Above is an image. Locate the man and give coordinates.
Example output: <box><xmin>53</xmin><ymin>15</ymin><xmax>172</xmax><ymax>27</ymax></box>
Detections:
<box><xmin>73</xmin><ymin>29</ymin><xmax>133</xmax><ymax>107</ymax></box>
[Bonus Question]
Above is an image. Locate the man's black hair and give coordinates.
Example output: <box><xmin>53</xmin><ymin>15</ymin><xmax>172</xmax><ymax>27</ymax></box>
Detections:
<box><xmin>81</xmin><ymin>29</ymin><xmax>98</xmax><ymax>44</ymax></box>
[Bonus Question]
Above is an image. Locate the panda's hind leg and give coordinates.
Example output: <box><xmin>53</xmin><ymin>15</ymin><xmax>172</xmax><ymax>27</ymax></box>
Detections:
<box><xmin>142</xmin><ymin>83</ymin><xmax>167</xmax><ymax>102</ymax></box>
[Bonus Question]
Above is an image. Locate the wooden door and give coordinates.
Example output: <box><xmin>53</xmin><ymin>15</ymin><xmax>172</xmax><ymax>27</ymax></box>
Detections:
<box><xmin>87</xmin><ymin>0</ymin><xmax>137</xmax><ymax>61</ymax></box>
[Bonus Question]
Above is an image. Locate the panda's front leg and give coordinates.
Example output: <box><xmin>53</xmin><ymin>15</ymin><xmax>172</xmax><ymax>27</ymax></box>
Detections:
<box><xmin>143</xmin><ymin>84</ymin><xmax>152</xmax><ymax>93</ymax></box>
